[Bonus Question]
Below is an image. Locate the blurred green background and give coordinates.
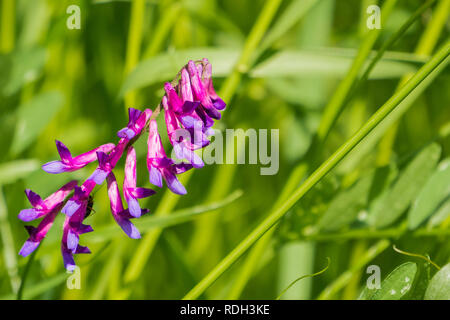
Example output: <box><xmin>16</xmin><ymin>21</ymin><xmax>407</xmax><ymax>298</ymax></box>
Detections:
<box><xmin>0</xmin><ymin>0</ymin><xmax>449</xmax><ymax>300</ymax></box>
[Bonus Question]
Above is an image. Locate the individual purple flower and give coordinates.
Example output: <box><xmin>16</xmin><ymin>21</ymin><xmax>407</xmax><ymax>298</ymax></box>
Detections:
<box><xmin>107</xmin><ymin>172</ymin><xmax>148</xmax><ymax>239</ymax></box>
<box><xmin>61</xmin><ymin>180</ymin><xmax>96</xmax><ymax>217</ymax></box>
<box><xmin>147</xmin><ymin>119</ymin><xmax>192</xmax><ymax>195</ymax></box>
<box><xmin>18</xmin><ymin>180</ymin><xmax>78</xmax><ymax>222</ymax></box>
<box><xmin>18</xmin><ymin>180</ymin><xmax>78</xmax><ymax>256</ymax></box>
<box><xmin>123</xmin><ymin>147</ymin><xmax>155</xmax><ymax>218</ymax></box>
<box><xmin>42</xmin><ymin>140</ymin><xmax>115</xmax><ymax>174</ymax></box>
<box><xmin>179</xmin><ymin>68</ymin><xmax>214</xmax><ymax>131</ymax></box>
<box><xmin>187</xmin><ymin>60</ymin><xmax>223</xmax><ymax>120</ymax></box>
<box><xmin>61</xmin><ymin>204</ymin><xmax>93</xmax><ymax>272</ymax></box>
<box><xmin>117</xmin><ymin>108</ymin><xmax>152</xmax><ymax>140</ymax></box>
<box><xmin>200</xmin><ymin>58</ymin><xmax>226</xmax><ymax>111</ymax></box>
<box><xmin>19</xmin><ymin>209</ymin><xmax>59</xmax><ymax>257</ymax></box>
<box><xmin>162</xmin><ymin>95</ymin><xmax>205</xmax><ymax>168</ymax></box>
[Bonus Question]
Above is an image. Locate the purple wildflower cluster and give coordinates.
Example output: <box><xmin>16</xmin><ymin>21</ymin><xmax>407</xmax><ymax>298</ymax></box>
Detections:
<box><xmin>18</xmin><ymin>59</ymin><xmax>225</xmax><ymax>271</ymax></box>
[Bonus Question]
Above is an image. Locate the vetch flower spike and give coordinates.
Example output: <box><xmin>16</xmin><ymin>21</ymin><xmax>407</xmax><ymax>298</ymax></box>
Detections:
<box><xmin>42</xmin><ymin>140</ymin><xmax>115</xmax><ymax>174</ymax></box>
<box><xmin>124</xmin><ymin>147</ymin><xmax>156</xmax><ymax>218</ymax></box>
<box><xmin>17</xmin><ymin>58</ymin><xmax>226</xmax><ymax>272</ymax></box>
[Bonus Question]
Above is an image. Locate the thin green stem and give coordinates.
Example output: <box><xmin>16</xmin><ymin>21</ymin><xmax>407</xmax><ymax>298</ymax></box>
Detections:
<box><xmin>291</xmin><ymin>225</ymin><xmax>450</xmax><ymax>242</ymax></box>
<box><xmin>17</xmin><ymin>245</ymin><xmax>39</xmax><ymax>300</ymax></box>
<box><xmin>183</xmin><ymin>42</ymin><xmax>450</xmax><ymax>300</ymax></box>
<box><xmin>276</xmin><ymin>258</ymin><xmax>330</xmax><ymax>300</ymax></box>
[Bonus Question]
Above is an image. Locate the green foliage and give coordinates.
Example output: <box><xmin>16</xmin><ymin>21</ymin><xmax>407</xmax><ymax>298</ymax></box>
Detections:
<box><xmin>360</xmin><ymin>262</ymin><xmax>417</xmax><ymax>300</ymax></box>
<box><xmin>370</xmin><ymin>143</ymin><xmax>441</xmax><ymax>228</ymax></box>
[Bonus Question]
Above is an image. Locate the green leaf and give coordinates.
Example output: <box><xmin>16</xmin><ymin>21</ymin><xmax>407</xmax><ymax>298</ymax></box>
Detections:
<box><xmin>318</xmin><ymin>171</ymin><xmax>374</xmax><ymax>231</ymax></box>
<box><xmin>424</xmin><ymin>263</ymin><xmax>450</xmax><ymax>300</ymax></box>
<box><xmin>370</xmin><ymin>143</ymin><xmax>441</xmax><ymax>228</ymax></box>
<box><xmin>251</xmin><ymin>49</ymin><xmax>424</xmax><ymax>79</ymax></box>
<box><xmin>11</xmin><ymin>91</ymin><xmax>64</xmax><ymax>155</ymax></box>
<box><xmin>409</xmin><ymin>262</ymin><xmax>431</xmax><ymax>300</ymax></box>
<box><xmin>428</xmin><ymin>198</ymin><xmax>450</xmax><ymax>228</ymax></box>
<box><xmin>363</xmin><ymin>262</ymin><xmax>417</xmax><ymax>300</ymax></box>
<box><xmin>408</xmin><ymin>158</ymin><xmax>450</xmax><ymax>229</ymax></box>
<box><xmin>0</xmin><ymin>159</ymin><xmax>40</xmax><ymax>185</ymax></box>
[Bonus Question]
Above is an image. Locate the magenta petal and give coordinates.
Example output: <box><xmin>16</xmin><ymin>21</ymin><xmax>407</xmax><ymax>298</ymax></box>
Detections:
<box><xmin>129</xmin><ymin>187</ymin><xmax>156</xmax><ymax>198</ymax></box>
<box><xmin>25</xmin><ymin>189</ymin><xmax>43</xmax><ymax>207</ymax></box>
<box><xmin>124</xmin><ymin>147</ymin><xmax>137</xmax><ymax>188</ymax></box>
<box><xmin>96</xmin><ymin>151</ymin><xmax>109</xmax><ymax>167</ymax></box>
<box><xmin>62</xmin><ymin>200</ymin><xmax>80</xmax><ymax>217</ymax></box>
<box><xmin>163</xmin><ymin>170</ymin><xmax>187</xmax><ymax>195</ymax></box>
<box><xmin>75</xmin><ymin>245</ymin><xmax>91</xmax><ymax>254</ymax></box>
<box><xmin>42</xmin><ymin>160</ymin><xmax>69</xmax><ymax>174</ymax></box>
<box><xmin>89</xmin><ymin>168</ymin><xmax>109</xmax><ymax>185</ymax></box>
<box><xmin>149</xmin><ymin>166</ymin><xmax>163</xmax><ymax>188</ymax></box>
<box><xmin>117</xmin><ymin>218</ymin><xmax>141</xmax><ymax>239</ymax></box>
<box><xmin>212</xmin><ymin>98</ymin><xmax>226</xmax><ymax>110</ymax></box>
<box><xmin>127</xmin><ymin>197</ymin><xmax>141</xmax><ymax>218</ymax></box>
<box><xmin>19</xmin><ymin>240</ymin><xmax>40</xmax><ymax>257</ymax></box>
<box><xmin>173</xmin><ymin>163</ymin><xmax>193</xmax><ymax>174</ymax></box>
<box><xmin>128</xmin><ymin>108</ymin><xmax>142</xmax><ymax>123</ymax></box>
<box><xmin>18</xmin><ymin>208</ymin><xmax>41</xmax><ymax>222</ymax></box>
<box><xmin>78</xmin><ymin>224</ymin><xmax>94</xmax><ymax>234</ymax></box>
<box><xmin>62</xmin><ymin>249</ymin><xmax>76</xmax><ymax>272</ymax></box>
<box><xmin>55</xmin><ymin>140</ymin><xmax>72</xmax><ymax>162</ymax></box>
<box><xmin>67</xmin><ymin>229</ymin><xmax>79</xmax><ymax>253</ymax></box>
<box><xmin>181</xmin><ymin>101</ymin><xmax>200</xmax><ymax>114</ymax></box>
<box><xmin>118</xmin><ymin>127</ymin><xmax>135</xmax><ymax>139</ymax></box>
